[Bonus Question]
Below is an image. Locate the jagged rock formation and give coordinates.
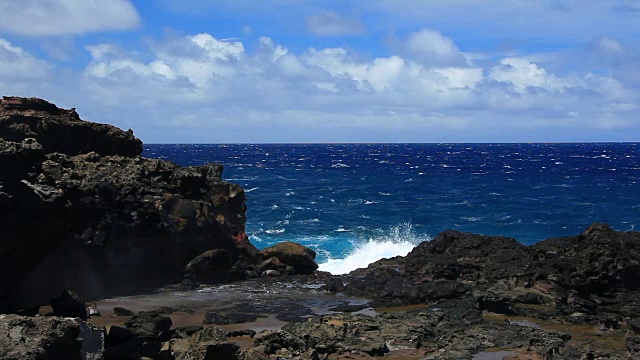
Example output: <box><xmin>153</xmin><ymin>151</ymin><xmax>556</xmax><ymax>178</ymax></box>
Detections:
<box><xmin>335</xmin><ymin>223</ymin><xmax>640</xmax><ymax>328</ymax></box>
<box><xmin>0</xmin><ymin>96</ymin><xmax>256</xmax><ymax>312</ymax></box>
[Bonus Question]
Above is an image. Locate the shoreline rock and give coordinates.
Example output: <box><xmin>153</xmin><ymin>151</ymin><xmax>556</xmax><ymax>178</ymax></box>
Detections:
<box><xmin>0</xmin><ymin>96</ymin><xmax>257</xmax><ymax>312</ymax></box>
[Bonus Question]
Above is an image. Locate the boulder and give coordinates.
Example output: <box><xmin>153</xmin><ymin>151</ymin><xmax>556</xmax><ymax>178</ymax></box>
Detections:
<box><xmin>105</xmin><ymin>325</ymin><xmax>136</xmax><ymax>348</ymax></box>
<box><xmin>259</xmin><ymin>242</ymin><xmax>318</xmax><ymax>274</ymax></box>
<box><xmin>203</xmin><ymin>312</ymin><xmax>259</xmax><ymax>325</ymax></box>
<box><xmin>50</xmin><ymin>289</ymin><xmax>88</xmax><ymax>320</ymax></box>
<box><xmin>185</xmin><ymin>249</ymin><xmax>238</xmax><ymax>284</ymax></box>
<box><xmin>161</xmin><ymin>326</ymin><xmax>237</xmax><ymax>359</ymax></box>
<box><xmin>0</xmin><ymin>314</ymin><xmax>82</xmax><ymax>360</ymax></box>
<box><xmin>113</xmin><ymin>306</ymin><xmax>135</xmax><ymax>317</ymax></box>
<box><xmin>125</xmin><ymin>311</ymin><xmax>173</xmax><ymax>338</ymax></box>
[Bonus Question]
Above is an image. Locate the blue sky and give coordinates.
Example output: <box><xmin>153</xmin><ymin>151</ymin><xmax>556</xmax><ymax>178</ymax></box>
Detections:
<box><xmin>1</xmin><ymin>0</ymin><xmax>639</xmax><ymax>143</ymax></box>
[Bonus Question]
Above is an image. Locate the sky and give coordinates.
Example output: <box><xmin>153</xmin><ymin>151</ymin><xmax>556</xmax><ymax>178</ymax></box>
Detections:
<box><xmin>0</xmin><ymin>0</ymin><xmax>639</xmax><ymax>143</ymax></box>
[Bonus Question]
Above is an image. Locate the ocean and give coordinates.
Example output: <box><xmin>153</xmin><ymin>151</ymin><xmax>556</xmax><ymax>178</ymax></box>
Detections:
<box><xmin>144</xmin><ymin>143</ymin><xmax>640</xmax><ymax>274</ymax></box>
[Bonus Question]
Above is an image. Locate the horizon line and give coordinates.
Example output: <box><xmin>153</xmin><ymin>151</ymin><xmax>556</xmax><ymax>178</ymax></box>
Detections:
<box><xmin>143</xmin><ymin>141</ymin><xmax>639</xmax><ymax>145</ymax></box>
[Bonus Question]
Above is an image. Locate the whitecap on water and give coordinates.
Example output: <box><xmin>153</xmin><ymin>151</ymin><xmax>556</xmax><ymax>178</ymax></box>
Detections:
<box><xmin>265</xmin><ymin>229</ymin><xmax>285</xmax><ymax>235</ymax></box>
<box><xmin>318</xmin><ymin>223</ymin><xmax>430</xmax><ymax>275</ymax></box>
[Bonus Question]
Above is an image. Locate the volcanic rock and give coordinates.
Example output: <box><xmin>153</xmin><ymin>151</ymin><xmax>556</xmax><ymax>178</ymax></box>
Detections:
<box><xmin>203</xmin><ymin>312</ymin><xmax>260</xmax><ymax>325</ymax></box>
<box><xmin>0</xmin><ymin>96</ymin><xmax>256</xmax><ymax>313</ymax></box>
<box><xmin>0</xmin><ymin>314</ymin><xmax>82</xmax><ymax>360</ymax></box>
<box><xmin>49</xmin><ymin>289</ymin><xmax>87</xmax><ymax>320</ymax></box>
<box><xmin>259</xmin><ymin>241</ymin><xmax>318</xmax><ymax>275</ymax></box>
<box><xmin>125</xmin><ymin>311</ymin><xmax>173</xmax><ymax>338</ymax></box>
<box><xmin>0</xmin><ymin>96</ymin><xmax>142</xmax><ymax>156</ymax></box>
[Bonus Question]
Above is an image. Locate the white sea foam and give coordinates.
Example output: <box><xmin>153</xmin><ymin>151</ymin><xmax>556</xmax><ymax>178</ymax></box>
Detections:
<box><xmin>318</xmin><ymin>223</ymin><xmax>430</xmax><ymax>275</ymax></box>
<box><xmin>265</xmin><ymin>229</ymin><xmax>285</xmax><ymax>234</ymax></box>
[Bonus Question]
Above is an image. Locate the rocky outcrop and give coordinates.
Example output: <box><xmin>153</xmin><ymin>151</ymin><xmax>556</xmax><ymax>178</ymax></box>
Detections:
<box><xmin>336</xmin><ymin>223</ymin><xmax>640</xmax><ymax>325</ymax></box>
<box><xmin>0</xmin><ymin>314</ymin><xmax>104</xmax><ymax>360</ymax></box>
<box><xmin>0</xmin><ymin>96</ymin><xmax>142</xmax><ymax>156</ymax></box>
<box><xmin>245</xmin><ymin>311</ymin><xmax>572</xmax><ymax>359</ymax></box>
<box><xmin>0</xmin><ymin>97</ymin><xmax>256</xmax><ymax>312</ymax></box>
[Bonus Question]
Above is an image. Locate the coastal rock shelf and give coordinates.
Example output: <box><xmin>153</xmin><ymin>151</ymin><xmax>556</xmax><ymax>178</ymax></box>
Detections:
<box><xmin>0</xmin><ymin>96</ymin><xmax>255</xmax><ymax>312</ymax></box>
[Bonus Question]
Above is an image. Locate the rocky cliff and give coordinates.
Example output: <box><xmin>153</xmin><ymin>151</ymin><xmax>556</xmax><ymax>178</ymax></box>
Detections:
<box><xmin>0</xmin><ymin>97</ymin><xmax>256</xmax><ymax>312</ymax></box>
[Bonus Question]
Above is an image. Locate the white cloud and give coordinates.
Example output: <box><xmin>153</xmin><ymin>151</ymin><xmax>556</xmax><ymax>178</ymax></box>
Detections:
<box><xmin>0</xmin><ymin>39</ymin><xmax>50</xmax><ymax>80</ymax></box>
<box><xmin>306</xmin><ymin>11</ymin><xmax>365</xmax><ymax>36</ymax></box>
<box><xmin>489</xmin><ymin>58</ymin><xmax>568</xmax><ymax>93</ymax></box>
<box><xmin>402</xmin><ymin>29</ymin><xmax>468</xmax><ymax>67</ymax></box>
<box><xmin>0</xmin><ymin>0</ymin><xmax>140</xmax><ymax>36</ymax></box>
<box><xmin>0</xmin><ymin>31</ymin><xmax>638</xmax><ymax>142</ymax></box>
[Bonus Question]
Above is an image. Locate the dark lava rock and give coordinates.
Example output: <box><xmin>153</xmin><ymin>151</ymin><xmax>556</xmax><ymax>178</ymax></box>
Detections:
<box><xmin>158</xmin><ymin>325</ymin><xmax>205</xmax><ymax>342</ymax></box>
<box><xmin>476</xmin><ymin>295</ymin><xmax>518</xmax><ymax>316</ymax></box>
<box><xmin>196</xmin><ymin>326</ymin><xmax>229</xmax><ymax>344</ymax></box>
<box><xmin>337</xmin><ymin>223</ymin><xmax>640</xmax><ymax>325</ymax></box>
<box><xmin>0</xmin><ymin>314</ymin><xmax>82</xmax><ymax>360</ymax></box>
<box><xmin>105</xmin><ymin>325</ymin><xmax>135</xmax><ymax>348</ymax></box>
<box><xmin>185</xmin><ymin>249</ymin><xmax>239</xmax><ymax>284</ymax></box>
<box><xmin>433</xmin><ymin>322</ymin><xmax>571</xmax><ymax>359</ymax></box>
<box><xmin>228</xmin><ymin>329</ymin><xmax>256</xmax><ymax>338</ymax></box>
<box><xmin>112</xmin><ymin>306</ymin><xmax>135</xmax><ymax>317</ymax></box>
<box><xmin>204</xmin><ymin>342</ymin><xmax>241</xmax><ymax>360</ymax></box>
<box><xmin>404</xmin><ymin>230</ymin><xmax>532</xmax><ymax>285</ymax></box>
<box><xmin>49</xmin><ymin>289</ymin><xmax>88</xmax><ymax>320</ymax></box>
<box><xmin>104</xmin><ymin>336</ymin><xmax>143</xmax><ymax>360</ymax></box>
<box><xmin>259</xmin><ymin>242</ymin><xmax>319</xmax><ymax>274</ymax></box>
<box><xmin>532</xmin><ymin>223</ymin><xmax>640</xmax><ymax>295</ymax></box>
<box><xmin>0</xmin><ymin>96</ymin><xmax>142</xmax><ymax>156</ymax></box>
<box><xmin>0</xmin><ymin>97</ymin><xmax>256</xmax><ymax>313</ymax></box>
<box><xmin>125</xmin><ymin>311</ymin><xmax>173</xmax><ymax>338</ymax></box>
<box><xmin>204</xmin><ymin>312</ymin><xmax>259</xmax><ymax>325</ymax></box>
<box><xmin>253</xmin><ymin>330</ymin><xmax>307</xmax><ymax>355</ymax></box>
<box><xmin>335</xmin><ymin>230</ymin><xmax>531</xmax><ymax>307</ymax></box>
<box><xmin>160</xmin><ymin>326</ymin><xmax>237</xmax><ymax>359</ymax></box>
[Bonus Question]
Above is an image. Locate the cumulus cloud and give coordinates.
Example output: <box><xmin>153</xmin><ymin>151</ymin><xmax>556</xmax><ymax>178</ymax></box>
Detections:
<box><xmin>401</xmin><ymin>29</ymin><xmax>468</xmax><ymax>67</ymax></box>
<box><xmin>0</xmin><ymin>39</ymin><xmax>50</xmax><ymax>80</ymax></box>
<box><xmin>0</xmin><ymin>30</ymin><xmax>638</xmax><ymax>142</ymax></box>
<box><xmin>306</xmin><ymin>11</ymin><xmax>365</xmax><ymax>36</ymax></box>
<box><xmin>72</xmin><ymin>32</ymin><xmax>639</xmax><ymax>141</ymax></box>
<box><xmin>0</xmin><ymin>0</ymin><xmax>140</xmax><ymax>36</ymax></box>
<box><xmin>489</xmin><ymin>58</ymin><xmax>568</xmax><ymax>93</ymax></box>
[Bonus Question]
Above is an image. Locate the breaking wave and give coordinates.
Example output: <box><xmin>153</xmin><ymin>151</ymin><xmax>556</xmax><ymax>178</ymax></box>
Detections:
<box><xmin>318</xmin><ymin>223</ymin><xmax>430</xmax><ymax>275</ymax></box>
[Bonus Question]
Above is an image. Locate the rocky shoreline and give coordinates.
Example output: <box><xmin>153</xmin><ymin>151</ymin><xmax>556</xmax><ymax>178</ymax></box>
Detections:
<box><xmin>1</xmin><ymin>97</ymin><xmax>639</xmax><ymax>359</ymax></box>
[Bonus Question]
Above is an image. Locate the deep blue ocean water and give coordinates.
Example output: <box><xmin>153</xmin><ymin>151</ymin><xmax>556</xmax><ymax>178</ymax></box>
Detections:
<box><xmin>144</xmin><ymin>143</ymin><xmax>640</xmax><ymax>274</ymax></box>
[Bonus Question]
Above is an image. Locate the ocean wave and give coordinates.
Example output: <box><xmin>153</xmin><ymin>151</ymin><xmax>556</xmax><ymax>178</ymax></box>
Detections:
<box><xmin>318</xmin><ymin>223</ymin><xmax>430</xmax><ymax>275</ymax></box>
<box><xmin>245</xmin><ymin>187</ymin><xmax>259</xmax><ymax>193</ymax></box>
<box><xmin>331</xmin><ymin>163</ymin><xmax>350</xmax><ymax>168</ymax></box>
<box><xmin>265</xmin><ymin>229</ymin><xmax>285</xmax><ymax>235</ymax></box>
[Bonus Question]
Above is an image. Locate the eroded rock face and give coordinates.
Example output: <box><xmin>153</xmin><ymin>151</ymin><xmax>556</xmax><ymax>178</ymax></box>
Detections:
<box><xmin>0</xmin><ymin>97</ymin><xmax>256</xmax><ymax>312</ymax></box>
<box><xmin>0</xmin><ymin>314</ymin><xmax>83</xmax><ymax>360</ymax></box>
<box><xmin>337</xmin><ymin>224</ymin><xmax>640</xmax><ymax>326</ymax></box>
<box><xmin>0</xmin><ymin>96</ymin><xmax>142</xmax><ymax>156</ymax></box>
